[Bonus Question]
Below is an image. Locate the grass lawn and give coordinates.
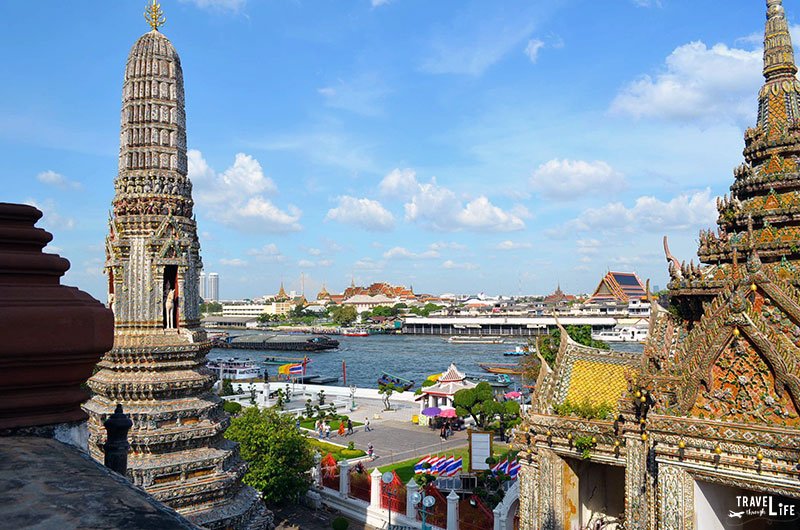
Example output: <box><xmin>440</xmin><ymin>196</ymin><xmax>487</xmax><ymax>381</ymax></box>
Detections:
<box><xmin>307</xmin><ymin>438</ymin><xmax>366</xmax><ymax>461</ymax></box>
<box><xmin>378</xmin><ymin>445</ymin><xmax>512</xmax><ymax>483</ymax></box>
<box><xmin>299</xmin><ymin>418</ymin><xmax>364</xmax><ymax>430</ymax></box>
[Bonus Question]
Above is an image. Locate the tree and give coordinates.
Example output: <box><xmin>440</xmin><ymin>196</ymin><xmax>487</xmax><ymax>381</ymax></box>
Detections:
<box><xmin>330</xmin><ymin>305</ymin><xmax>358</xmax><ymax>326</ymax></box>
<box><xmin>378</xmin><ymin>382</ymin><xmax>403</xmax><ymax>411</ymax></box>
<box><xmin>453</xmin><ymin>382</ymin><xmax>520</xmax><ymax>433</ymax></box>
<box><xmin>537</xmin><ymin>325</ymin><xmax>608</xmax><ymax>366</ymax></box>
<box><xmin>220</xmin><ymin>379</ymin><xmax>234</xmax><ymax>396</ymax></box>
<box><xmin>409</xmin><ymin>303</ymin><xmax>443</xmax><ymax>317</ymax></box>
<box><xmin>200</xmin><ymin>301</ymin><xmax>222</xmax><ymax>314</ymax></box>
<box><xmin>225</xmin><ymin>407</ymin><xmax>315</xmax><ymax>504</ymax></box>
<box><xmin>369</xmin><ymin>305</ymin><xmax>397</xmax><ymax>318</ymax></box>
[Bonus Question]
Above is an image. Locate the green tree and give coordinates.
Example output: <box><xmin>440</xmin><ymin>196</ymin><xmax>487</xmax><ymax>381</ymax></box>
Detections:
<box><xmin>220</xmin><ymin>379</ymin><xmax>234</xmax><ymax>396</ymax></box>
<box><xmin>225</xmin><ymin>407</ymin><xmax>315</xmax><ymax>504</ymax></box>
<box><xmin>369</xmin><ymin>305</ymin><xmax>398</xmax><ymax>318</ymax></box>
<box><xmin>409</xmin><ymin>303</ymin><xmax>443</xmax><ymax>317</ymax></box>
<box><xmin>378</xmin><ymin>382</ymin><xmax>403</xmax><ymax>411</ymax></box>
<box><xmin>453</xmin><ymin>382</ymin><xmax>520</xmax><ymax>433</ymax></box>
<box><xmin>330</xmin><ymin>305</ymin><xmax>358</xmax><ymax>326</ymax></box>
<box><xmin>223</xmin><ymin>401</ymin><xmax>242</xmax><ymax>415</ymax></box>
<box><xmin>200</xmin><ymin>301</ymin><xmax>223</xmax><ymax>314</ymax></box>
<box><xmin>537</xmin><ymin>325</ymin><xmax>608</xmax><ymax>366</ymax></box>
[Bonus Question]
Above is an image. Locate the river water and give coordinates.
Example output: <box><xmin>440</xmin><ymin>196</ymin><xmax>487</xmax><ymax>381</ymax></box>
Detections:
<box><xmin>209</xmin><ymin>334</ymin><xmax>644</xmax><ymax>391</ymax></box>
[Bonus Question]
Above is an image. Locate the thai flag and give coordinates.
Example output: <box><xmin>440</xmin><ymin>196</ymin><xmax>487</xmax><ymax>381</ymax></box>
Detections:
<box><xmin>435</xmin><ymin>456</ymin><xmax>454</xmax><ymax>475</ymax></box>
<box><xmin>491</xmin><ymin>458</ymin><xmax>508</xmax><ymax>475</ymax></box>
<box><xmin>425</xmin><ymin>456</ymin><xmax>441</xmax><ymax>474</ymax></box>
<box><xmin>507</xmin><ymin>459</ymin><xmax>521</xmax><ymax>479</ymax></box>
<box><xmin>444</xmin><ymin>457</ymin><xmax>462</xmax><ymax>477</ymax></box>
<box><xmin>288</xmin><ymin>364</ymin><xmax>304</xmax><ymax>375</ymax></box>
<box><xmin>414</xmin><ymin>455</ymin><xmax>431</xmax><ymax>474</ymax></box>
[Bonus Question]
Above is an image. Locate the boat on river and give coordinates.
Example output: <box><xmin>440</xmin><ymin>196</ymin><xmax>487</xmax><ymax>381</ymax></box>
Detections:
<box><xmin>216</xmin><ymin>334</ymin><xmax>339</xmax><ymax>351</ymax></box>
<box><xmin>446</xmin><ymin>336</ymin><xmax>505</xmax><ymax>344</ymax></box>
<box><xmin>378</xmin><ymin>372</ymin><xmax>415</xmax><ymax>390</ymax></box>
<box><xmin>503</xmin><ymin>346</ymin><xmax>529</xmax><ymax>357</ymax></box>
<box><xmin>591</xmin><ymin>326</ymin><xmax>648</xmax><ymax>343</ymax></box>
<box><xmin>207</xmin><ymin>358</ymin><xmax>262</xmax><ymax>380</ymax></box>
<box><xmin>465</xmin><ymin>373</ymin><xmax>513</xmax><ymax>388</ymax></box>
<box><xmin>478</xmin><ymin>362</ymin><xmax>524</xmax><ymax>376</ymax></box>
<box><xmin>342</xmin><ymin>328</ymin><xmax>370</xmax><ymax>337</ymax></box>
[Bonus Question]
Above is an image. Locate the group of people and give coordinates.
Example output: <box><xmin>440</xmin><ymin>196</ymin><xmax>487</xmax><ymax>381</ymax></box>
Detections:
<box><xmin>314</xmin><ymin>417</ymin><xmax>374</xmax><ymax>439</ymax></box>
<box><xmin>439</xmin><ymin>421</ymin><xmax>453</xmax><ymax>441</ymax></box>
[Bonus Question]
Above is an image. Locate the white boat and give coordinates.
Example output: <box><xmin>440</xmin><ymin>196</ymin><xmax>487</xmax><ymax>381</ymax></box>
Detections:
<box><xmin>591</xmin><ymin>326</ymin><xmax>648</xmax><ymax>343</ymax></box>
<box><xmin>446</xmin><ymin>336</ymin><xmax>505</xmax><ymax>344</ymax></box>
<box><xmin>207</xmin><ymin>357</ymin><xmax>262</xmax><ymax>380</ymax></box>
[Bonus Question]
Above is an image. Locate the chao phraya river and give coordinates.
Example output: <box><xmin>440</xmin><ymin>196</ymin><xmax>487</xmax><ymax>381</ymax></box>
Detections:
<box><xmin>209</xmin><ymin>334</ymin><xmax>643</xmax><ymax>390</ymax></box>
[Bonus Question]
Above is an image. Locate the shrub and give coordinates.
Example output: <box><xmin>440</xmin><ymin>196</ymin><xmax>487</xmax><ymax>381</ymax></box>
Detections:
<box><xmin>573</xmin><ymin>435</ymin><xmax>596</xmax><ymax>460</ymax></box>
<box><xmin>223</xmin><ymin>401</ymin><xmax>242</xmax><ymax>415</ymax></box>
<box><xmin>347</xmin><ymin>441</ymin><xmax>355</xmax><ymax>451</ymax></box>
<box><xmin>340</xmin><ymin>449</ymin><xmax>364</xmax><ymax>459</ymax></box>
<box><xmin>331</xmin><ymin>516</ymin><xmax>349</xmax><ymax>530</ymax></box>
<box><xmin>552</xmin><ymin>399</ymin><xmax>614</xmax><ymax>421</ymax></box>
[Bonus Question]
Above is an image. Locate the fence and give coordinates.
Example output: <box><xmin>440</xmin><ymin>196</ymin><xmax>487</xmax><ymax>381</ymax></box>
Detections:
<box><xmin>321</xmin><ymin>453</ymin><xmax>339</xmax><ymax>490</ymax></box>
<box><xmin>458</xmin><ymin>494</ymin><xmax>494</xmax><ymax>530</ymax></box>
<box><xmin>349</xmin><ymin>466</ymin><xmax>371</xmax><ymax>503</ymax></box>
<box><xmin>380</xmin><ymin>470</ymin><xmax>406</xmax><ymax>513</ymax></box>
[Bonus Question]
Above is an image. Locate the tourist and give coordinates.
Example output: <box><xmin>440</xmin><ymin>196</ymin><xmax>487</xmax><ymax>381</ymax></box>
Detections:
<box><xmin>364</xmin><ymin>417</ymin><xmax>371</xmax><ymax>432</ymax></box>
<box><xmin>295</xmin><ymin>418</ymin><xmax>301</xmax><ymax>431</ymax></box>
<box><xmin>347</xmin><ymin>418</ymin><xmax>353</xmax><ymax>435</ymax></box>
<box><xmin>367</xmin><ymin>442</ymin><xmax>375</xmax><ymax>460</ymax></box>
<box><xmin>440</xmin><ymin>425</ymin><xmax>447</xmax><ymax>442</ymax></box>
<box><xmin>338</xmin><ymin>421</ymin><xmax>346</xmax><ymax>437</ymax></box>
<box><xmin>324</xmin><ymin>422</ymin><xmax>331</xmax><ymax>439</ymax></box>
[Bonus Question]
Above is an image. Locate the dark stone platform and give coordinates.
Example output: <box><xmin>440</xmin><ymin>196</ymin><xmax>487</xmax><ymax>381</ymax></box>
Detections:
<box><xmin>0</xmin><ymin>436</ymin><xmax>200</xmax><ymax>529</ymax></box>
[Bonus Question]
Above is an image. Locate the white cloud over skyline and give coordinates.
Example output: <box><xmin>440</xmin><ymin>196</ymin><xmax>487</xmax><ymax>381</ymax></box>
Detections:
<box><xmin>325</xmin><ymin>196</ymin><xmax>395</xmax><ymax>231</ymax></box>
<box><xmin>530</xmin><ymin>159</ymin><xmax>624</xmax><ymax>200</ymax></box>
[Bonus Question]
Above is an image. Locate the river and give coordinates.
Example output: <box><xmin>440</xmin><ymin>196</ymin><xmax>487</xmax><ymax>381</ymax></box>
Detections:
<box><xmin>209</xmin><ymin>334</ymin><xmax>644</xmax><ymax>391</ymax></box>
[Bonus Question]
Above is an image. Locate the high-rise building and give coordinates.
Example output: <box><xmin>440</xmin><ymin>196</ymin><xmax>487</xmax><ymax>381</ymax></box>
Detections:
<box><xmin>208</xmin><ymin>272</ymin><xmax>219</xmax><ymax>302</ymax></box>
<box><xmin>83</xmin><ymin>3</ymin><xmax>268</xmax><ymax>528</ymax></box>
<box><xmin>199</xmin><ymin>271</ymin><xmax>207</xmax><ymax>301</ymax></box>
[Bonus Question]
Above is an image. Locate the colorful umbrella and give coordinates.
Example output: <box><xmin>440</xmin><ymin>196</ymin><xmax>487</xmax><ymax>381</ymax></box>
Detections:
<box><xmin>504</xmin><ymin>391</ymin><xmax>522</xmax><ymax>399</ymax></box>
<box><xmin>421</xmin><ymin>407</ymin><xmax>441</xmax><ymax>417</ymax></box>
<box><xmin>438</xmin><ymin>408</ymin><xmax>457</xmax><ymax>418</ymax></box>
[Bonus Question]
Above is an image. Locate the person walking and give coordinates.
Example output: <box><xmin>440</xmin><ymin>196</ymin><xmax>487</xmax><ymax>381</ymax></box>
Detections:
<box><xmin>347</xmin><ymin>418</ymin><xmax>353</xmax><ymax>435</ymax></box>
<box><xmin>324</xmin><ymin>422</ymin><xmax>331</xmax><ymax>440</ymax></box>
<box><xmin>338</xmin><ymin>421</ymin><xmax>346</xmax><ymax>437</ymax></box>
<box><xmin>440</xmin><ymin>424</ymin><xmax>447</xmax><ymax>442</ymax></box>
<box><xmin>364</xmin><ymin>417</ymin><xmax>371</xmax><ymax>432</ymax></box>
<box><xmin>367</xmin><ymin>442</ymin><xmax>375</xmax><ymax>461</ymax></box>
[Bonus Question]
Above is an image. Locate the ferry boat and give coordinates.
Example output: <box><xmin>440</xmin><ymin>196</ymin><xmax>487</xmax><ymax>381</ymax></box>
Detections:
<box><xmin>342</xmin><ymin>328</ymin><xmax>370</xmax><ymax>337</ymax></box>
<box><xmin>377</xmin><ymin>372</ymin><xmax>415</xmax><ymax>391</ymax></box>
<box><xmin>446</xmin><ymin>336</ymin><xmax>505</xmax><ymax>344</ymax></box>
<box><xmin>503</xmin><ymin>346</ymin><xmax>529</xmax><ymax>357</ymax></box>
<box><xmin>478</xmin><ymin>362</ymin><xmax>524</xmax><ymax>376</ymax></box>
<box><xmin>207</xmin><ymin>358</ymin><xmax>262</xmax><ymax>380</ymax></box>
<box><xmin>591</xmin><ymin>326</ymin><xmax>648</xmax><ymax>343</ymax></box>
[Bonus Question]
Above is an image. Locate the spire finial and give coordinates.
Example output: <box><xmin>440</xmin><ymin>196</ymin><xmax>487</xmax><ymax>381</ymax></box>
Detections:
<box><xmin>763</xmin><ymin>0</ymin><xmax>797</xmax><ymax>80</ymax></box>
<box><xmin>145</xmin><ymin>0</ymin><xmax>166</xmax><ymax>32</ymax></box>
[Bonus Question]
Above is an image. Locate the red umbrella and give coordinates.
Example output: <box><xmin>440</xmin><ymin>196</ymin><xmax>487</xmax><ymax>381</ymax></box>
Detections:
<box><xmin>438</xmin><ymin>408</ymin><xmax>457</xmax><ymax>418</ymax></box>
<box><xmin>504</xmin><ymin>391</ymin><xmax>522</xmax><ymax>399</ymax></box>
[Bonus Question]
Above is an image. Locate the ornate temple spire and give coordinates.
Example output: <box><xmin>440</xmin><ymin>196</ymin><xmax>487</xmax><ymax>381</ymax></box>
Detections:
<box><xmin>145</xmin><ymin>0</ymin><xmax>166</xmax><ymax>32</ymax></box>
<box><xmin>764</xmin><ymin>0</ymin><xmax>797</xmax><ymax>80</ymax></box>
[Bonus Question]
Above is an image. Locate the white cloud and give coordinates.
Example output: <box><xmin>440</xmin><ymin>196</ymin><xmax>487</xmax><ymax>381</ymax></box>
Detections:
<box><xmin>189</xmin><ymin>150</ymin><xmax>301</xmax><ymax>232</ymax></box>
<box><xmin>298</xmin><ymin>259</ymin><xmax>315</xmax><ymax>268</ymax></box>
<box><xmin>247</xmin><ymin>244</ymin><xmax>286</xmax><ymax>262</ymax></box>
<box><xmin>383</xmin><ymin>246</ymin><xmax>440</xmax><ymax>260</ymax></box>
<box><xmin>24</xmin><ymin>199</ymin><xmax>75</xmax><ymax>231</ymax></box>
<box><xmin>576</xmin><ymin>239</ymin><xmax>601</xmax><ymax>255</ymax></box>
<box><xmin>220</xmin><ymin>258</ymin><xmax>247</xmax><ymax>267</ymax></box>
<box><xmin>429</xmin><ymin>241</ymin><xmax>468</xmax><ymax>251</ymax></box>
<box><xmin>36</xmin><ymin>170</ymin><xmax>81</xmax><ymax>190</ymax></box>
<box><xmin>317</xmin><ymin>74</ymin><xmax>389</xmax><ymax>116</ymax></box>
<box><xmin>307</xmin><ymin>247</ymin><xmax>322</xmax><ymax>256</ymax></box>
<box><xmin>380</xmin><ymin>168</ymin><xmax>525</xmax><ymax>232</ymax></box>
<box><xmin>564</xmin><ymin>189</ymin><xmax>718</xmax><ymax>234</ymax></box>
<box><xmin>442</xmin><ymin>260</ymin><xmax>479</xmax><ymax>270</ymax></box>
<box><xmin>495</xmin><ymin>240</ymin><xmax>532</xmax><ymax>250</ymax></box>
<box><xmin>632</xmin><ymin>0</ymin><xmax>661</xmax><ymax>6</ymax></box>
<box><xmin>611</xmin><ymin>41</ymin><xmax>761</xmax><ymax>124</ymax></box>
<box><xmin>371</xmin><ymin>0</ymin><xmax>390</xmax><ymax>6</ymax></box>
<box><xmin>325</xmin><ymin>196</ymin><xmax>395</xmax><ymax>231</ymax></box>
<box><xmin>180</xmin><ymin>0</ymin><xmax>245</xmax><ymax>12</ymax></box>
<box><xmin>524</xmin><ymin>39</ymin><xmax>545</xmax><ymax>63</ymax></box>
<box><xmin>530</xmin><ymin>159</ymin><xmax>624</xmax><ymax>200</ymax></box>
<box><xmin>354</xmin><ymin>257</ymin><xmax>384</xmax><ymax>270</ymax></box>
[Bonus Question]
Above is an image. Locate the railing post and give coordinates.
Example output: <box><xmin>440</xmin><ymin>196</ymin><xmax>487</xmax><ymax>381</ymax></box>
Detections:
<box><xmin>103</xmin><ymin>403</ymin><xmax>133</xmax><ymax>476</ymax></box>
<box><xmin>446</xmin><ymin>489</ymin><xmax>459</xmax><ymax>530</ymax></box>
<box><xmin>406</xmin><ymin>477</ymin><xmax>419</xmax><ymax>519</ymax></box>
<box><xmin>370</xmin><ymin>468</ymin><xmax>382</xmax><ymax>508</ymax></box>
<box><xmin>339</xmin><ymin>459</ymin><xmax>350</xmax><ymax>498</ymax></box>
<box><xmin>493</xmin><ymin>506</ymin><xmax>503</xmax><ymax>530</ymax></box>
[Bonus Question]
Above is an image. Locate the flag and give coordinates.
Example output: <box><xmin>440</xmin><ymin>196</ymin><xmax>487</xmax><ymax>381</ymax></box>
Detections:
<box><xmin>492</xmin><ymin>458</ymin><xmax>508</xmax><ymax>475</ymax></box>
<box><xmin>507</xmin><ymin>459</ymin><xmax>521</xmax><ymax>479</ymax></box>
<box><xmin>426</xmin><ymin>455</ymin><xmax>442</xmax><ymax>475</ymax></box>
<box><xmin>289</xmin><ymin>363</ymin><xmax>304</xmax><ymax>375</ymax></box>
<box><xmin>414</xmin><ymin>455</ymin><xmax>431</xmax><ymax>474</ymax></box>
<box><xmin>434</xmin><ymin>456</ymin><xmax>454</xmax><ymax>475</ymax></box>
<box><xmin>444</xmin><ymin>457</ymin><xmax>463</xmax><ymax>477</ymax></box>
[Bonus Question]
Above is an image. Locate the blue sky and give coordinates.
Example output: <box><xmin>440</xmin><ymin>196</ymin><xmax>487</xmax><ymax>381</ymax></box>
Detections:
<box><xmin>0</xmin><ymin>0</ymin><xmax>787</xmax><ymax>300</ymax></box>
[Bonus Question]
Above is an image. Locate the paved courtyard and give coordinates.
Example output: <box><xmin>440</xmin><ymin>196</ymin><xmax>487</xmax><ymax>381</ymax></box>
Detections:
<box><xmin>303</xmin><ymin>396</ymin><xmax>469</xmax><ymax>468</ymax></box>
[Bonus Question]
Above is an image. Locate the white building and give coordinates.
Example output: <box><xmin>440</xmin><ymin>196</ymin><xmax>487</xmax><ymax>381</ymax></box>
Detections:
<box><xmin>208</xmin><ymin>272</ymin><xmax>219</xmax><ymax>301</ymax></box>
<box><xmin>341</xmin><ymin>293</ymin><xmax>397</xmax><ymax>314</ymax></box>
<box><xmin>199</xmin><ymin>271</ymin><xmax>207</xmax><ymax>300</ymax></box>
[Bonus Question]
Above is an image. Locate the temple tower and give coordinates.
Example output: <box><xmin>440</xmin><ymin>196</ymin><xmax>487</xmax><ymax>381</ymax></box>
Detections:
<box><xmin>83</xmin><ymin>3</ymin><xmax>268</xmax><ymax>528</ymax></box>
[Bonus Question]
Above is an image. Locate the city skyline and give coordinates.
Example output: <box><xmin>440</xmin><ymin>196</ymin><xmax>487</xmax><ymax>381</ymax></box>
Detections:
<box><xmin>0</xmin><ymin>0</ymin><xmax>784</xmax><ymax>300</ymax></box>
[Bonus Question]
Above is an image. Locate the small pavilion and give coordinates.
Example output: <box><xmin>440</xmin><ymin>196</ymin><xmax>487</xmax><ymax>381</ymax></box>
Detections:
<box><xmin>416</xmin><ymin>363</ymin><xmax>476</xmax><ymax>425</ymax></box>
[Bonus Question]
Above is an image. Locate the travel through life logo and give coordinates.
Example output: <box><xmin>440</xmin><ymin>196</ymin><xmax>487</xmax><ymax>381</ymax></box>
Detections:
<box><xmin>726</xmin><ymin>495</ymin><xmax>798</xmax><ymax>527</ymax></box>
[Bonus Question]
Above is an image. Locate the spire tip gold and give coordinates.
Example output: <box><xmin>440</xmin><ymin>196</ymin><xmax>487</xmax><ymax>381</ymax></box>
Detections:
<box><xmin>145</xmin><ymin>0</ymin><xmax>166</xmax><ymax>31</ymax></box>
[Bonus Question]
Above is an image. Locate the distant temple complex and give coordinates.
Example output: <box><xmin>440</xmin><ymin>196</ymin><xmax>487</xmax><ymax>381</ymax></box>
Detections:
<box><xmin>82</xmin><ymin>3</ymin><xmax>267</xmax><ymax>528</ymax></box>
<box><xmin>516</xmin><ymin>1</ymin><xmax>800</xmax><ymax>528</ymax></box>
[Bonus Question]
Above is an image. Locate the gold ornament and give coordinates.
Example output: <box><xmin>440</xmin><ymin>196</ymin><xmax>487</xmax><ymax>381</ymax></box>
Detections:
<box><xmin>145</xmin><ymin>0</ymin><xmax>166</xmax><ymax>31</ymax></box>
<box><xmin>751</xmin><ymin>283</ymin><xmax>757</xmax><ymax>291</ymax></box>
<box><xmin>756</xmin><ymin>451</ymin><xmax>764</xmax><ymax>461</ymax></box>
<box><xmin>591</xmin><ymin>436</ymin><xmax>597</xmax><ymax>444</ymax></box>
<box><xmin>634</xmin><ymin>390</ymin><xmax>642</xmax><ymax>398</ymax></box>
<box><xmin>678</xmin><ymin>440</ymin><xmax>686</xmax><ymax>449</ymax></box>
<box><xmin>614</xmin><ymin>440</ymin><xmax>620</xmax><ymax>447</ymax></box>
<box><xmin>714</xmin><ymin>446</ymin><xmax>723</xmax><ymax>455</ymax></box>
<box><xmin>733</xmin><ymin>328</ymin><xmax>741</xmax><ymax>338</ymax></box>
<box><xmin>546</xmin><ymin>430</ymin><xmax>551</xmax><ymax>437</ymax></box>
<box><xmin>567</xmin><ymin>433</ymin><xmax>572</xmax><ymax>440</ymax></box>
<box><xmin>641</xmin><ymin>433</ymin><xmax>648</xmax><ymax>441</ymax></box>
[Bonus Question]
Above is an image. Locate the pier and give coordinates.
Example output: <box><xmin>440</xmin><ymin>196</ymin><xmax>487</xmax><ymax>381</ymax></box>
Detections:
<box><xmin>402</xmin><ymin>315</ymin><xmax>617</xmax><ymax>337</ymax></box>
